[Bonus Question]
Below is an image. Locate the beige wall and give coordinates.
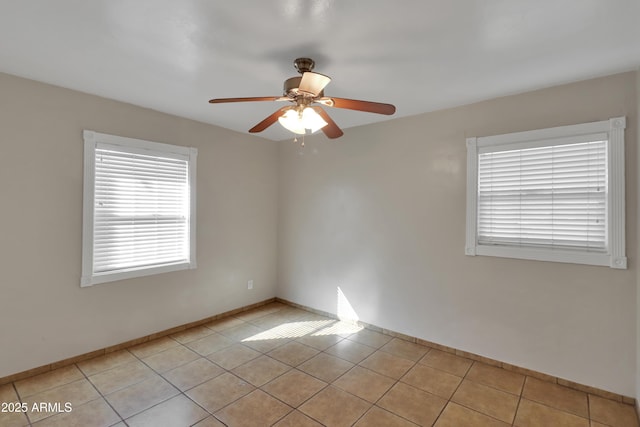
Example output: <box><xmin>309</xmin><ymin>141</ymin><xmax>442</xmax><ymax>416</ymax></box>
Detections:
<box><xmin>278</xmin><ymin>71</ymin><xmax>638</xmax><ymax>396</ymax></box>
<box><xmin>0</xmin><ymin>73</ymin><xmax>279</xmax><ymax>378</ymax></box>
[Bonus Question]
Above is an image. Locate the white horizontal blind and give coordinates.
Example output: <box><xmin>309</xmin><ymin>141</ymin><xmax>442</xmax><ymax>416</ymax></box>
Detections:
<box><xmin>477</xmin><ymin>140</ymin><xmax>607</xmax><ymax>252</ymax></box>
<box><xmin>93</xmin><ymin>146</ymin><xmax>190</xmax><ymax>274</ymax></box>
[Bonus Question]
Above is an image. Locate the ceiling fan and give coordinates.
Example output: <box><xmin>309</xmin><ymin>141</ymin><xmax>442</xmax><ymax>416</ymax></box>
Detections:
<box><xmin>209</xmin><ymin>58</ymin><xmax>396</xmax><ymax>139</ymax></box>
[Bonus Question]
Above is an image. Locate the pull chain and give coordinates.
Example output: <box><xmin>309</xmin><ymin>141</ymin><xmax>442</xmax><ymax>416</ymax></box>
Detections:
<box><xmin>293</xmin><ymin>135</ymin><xmax>305</xmax><ymax>147</ymax></box>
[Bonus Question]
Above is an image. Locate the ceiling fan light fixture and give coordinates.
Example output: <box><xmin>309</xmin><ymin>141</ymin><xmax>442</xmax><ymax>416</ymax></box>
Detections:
<box><xmin>278</xmin><ymin>107</ymin><xmax>327</xmax><ymax>134</ymax></box>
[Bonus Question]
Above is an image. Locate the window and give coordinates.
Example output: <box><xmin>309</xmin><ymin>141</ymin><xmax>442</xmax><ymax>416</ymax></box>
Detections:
<box><xmin>465</xmin><ymin>117</ymin><xmax>626</xmax><ymax>269</ymax></box>
<box><xmin>81</xmin><ymin>131</ymin><xmax>197</xmax><ymax>286</ymax></box>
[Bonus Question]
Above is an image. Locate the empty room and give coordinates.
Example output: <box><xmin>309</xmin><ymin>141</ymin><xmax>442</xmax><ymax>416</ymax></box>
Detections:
<box><xmin>1</xmin><ymin>1</ymin><xmax>639</xmax><ymax>426</ymax></box>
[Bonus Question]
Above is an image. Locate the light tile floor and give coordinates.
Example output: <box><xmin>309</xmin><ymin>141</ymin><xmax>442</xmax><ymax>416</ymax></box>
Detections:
<box><xmin>1</xmin><ymin>302</ymin><xmax>638</xmax><ymax>427</ymax></box>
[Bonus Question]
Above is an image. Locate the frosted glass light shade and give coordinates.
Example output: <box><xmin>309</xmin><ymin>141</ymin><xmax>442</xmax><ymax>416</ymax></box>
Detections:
<box><xmin>278</xmin><ymin>107</ymin><xmax>327</xmax><ymax>134</ymax></box>
<box><xmin>278</xmin><ymin>109</ymin><xmax>306</xmax><ymax>134</ymax></box>
<box><xmin>302</xmin><ymin>107</ymin><xmax>328</xmax><ymax>132</ymax></box>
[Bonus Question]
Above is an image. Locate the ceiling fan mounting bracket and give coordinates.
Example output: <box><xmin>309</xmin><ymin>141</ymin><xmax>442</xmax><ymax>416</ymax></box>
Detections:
<box><xmin>293</xmin><ymin>57</ymin><xmax>315</xmax><ymax>74</ymax></box>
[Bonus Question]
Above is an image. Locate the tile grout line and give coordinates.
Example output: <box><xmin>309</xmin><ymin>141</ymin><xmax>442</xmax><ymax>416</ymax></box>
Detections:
<box><xmin>362</xmin><ymin>373</ymin><xmax>416</xmax><ymax>426</ymax></box>
<box><xmin>387</xmin><ymin>360</ymin><xmax>438</xmax><ymax>427</ymax></box>
<box><xmin>14</xmin><ymin>367</ymin><xmax>123</xmax><ymax>427</ymax></box>
<box><xmin>99</xmin><ymin>338</ymin><xmax>204</xmax><ymax>425</ymax></box>
<box><xmin>520</xmin><ymin>376</ymin><xmax>594</xmax><ymax>423</ymax></box>
<box><xmin>454</xmin><ymin>370</ymin><xmax>596</xmax><ymax>426</ymax></box>
<box><xmin>10</xmin><ymin>381</ymin><xmax>32</xmax><ymax>427</ymax></box>
<box><xmin>128</xmin><ymin>336</ymin><xmax>226</xmax><ymax>426</ymax></box>
<box><xmin>430</xmin><ymin>355</ymin><xmax>472</xmax><ymax>427</ymax></box>
<box><xmin>355</xmin><ymin>346</ymin><xmax>423</xmax><ymax>426</ymax></box>
<box><xmin>510</xmin><ymin>376</ymin><xmax>524</xmax><ymax>427</ymax></box>
<box><xmin>74</xmin><ymin>361</ymin><xmax>129</xmax><ymax>427</ymax></box>
<box><xmin>262</xmin><ymin>365</ymin><xmax>329</xmax><ymax>419</ymax></box>
<box><xmin>459</xmin><ymin>361</ymin><xmax>524</xmax><ymax>426</ymax></box>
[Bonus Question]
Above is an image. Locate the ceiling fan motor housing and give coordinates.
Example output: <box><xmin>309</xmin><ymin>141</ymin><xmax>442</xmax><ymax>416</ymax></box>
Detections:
<box><xmin>283</xmin><ymin>76</ymin><xmax>323</xmax><ymax>99</ymax></box>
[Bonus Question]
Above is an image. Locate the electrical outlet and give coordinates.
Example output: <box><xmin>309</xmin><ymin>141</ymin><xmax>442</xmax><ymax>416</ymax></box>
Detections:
<box><xmin>248</xmin><ymin>280</ymin><xmax>253</xmax><ymax>290</ymax></box>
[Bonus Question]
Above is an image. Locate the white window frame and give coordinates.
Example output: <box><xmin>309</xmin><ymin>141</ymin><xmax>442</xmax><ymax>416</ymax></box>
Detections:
<box><xmin>465</xmin><ymin>117</ymin><xmax>626</xmax><ymax>269</ymax></box>
<box><xmin>81</xmin><ymin>130</ymin><xmax>197</xmax><ymax>286</ymax></box>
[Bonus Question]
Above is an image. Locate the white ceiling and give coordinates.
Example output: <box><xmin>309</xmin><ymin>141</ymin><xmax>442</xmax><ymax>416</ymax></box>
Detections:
<box><xmin>1</xmin><ymin>1</ymin><xmax>639</xmax><ymax>141</ymax></box>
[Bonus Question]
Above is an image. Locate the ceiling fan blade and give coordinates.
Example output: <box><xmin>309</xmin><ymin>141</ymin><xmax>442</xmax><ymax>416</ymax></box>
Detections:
<box><xmin>324</xmin><ymin>97</ymin><xmax>396</xmax><ymax>115</ymax></box>
<box><xmin>248</xmin><ymin>107</ymin><xmax>290</xmax><ymax>133</ymax></box>
<box><xmin>209</xmin><ymin>96</ymin><xmax>287</xmax><ymax>104</ymax></box>
<box><xmin>298</xmin><ymin>72</ymin><xmax>331</xmax><ymax>97</ymax></box>
<box><xmin>311</xmin><ymin>107</ymin><xmax>344</xmax><ymax>139</ymax></box>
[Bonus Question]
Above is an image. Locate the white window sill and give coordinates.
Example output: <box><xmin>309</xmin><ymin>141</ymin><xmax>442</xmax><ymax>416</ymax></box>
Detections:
<box><xmin>466</xmin><ymin>245</ymin><xmax>626</xmax><ymax>269</ymax></box>
<box><xmin>81</xmin><ymin>260</ymin><xmax>197</xmax><ymax>287</ymax></box>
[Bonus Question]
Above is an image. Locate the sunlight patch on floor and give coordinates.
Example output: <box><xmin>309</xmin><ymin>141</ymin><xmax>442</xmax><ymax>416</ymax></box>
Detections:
<box><xmin>241</xmin><ymin>287</ymin><xmax>364</xmax><ymax>342</ymax></box>
<box><xmin>311</xmin><ymin>320</ymin><xmax>362</xmax><ymax>336</ymax></box>
<box><xmin>242</xmin><ymin>320</ymin><xmax>334</xmax><ymax>341</ymax></box>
